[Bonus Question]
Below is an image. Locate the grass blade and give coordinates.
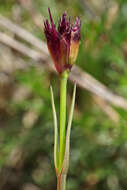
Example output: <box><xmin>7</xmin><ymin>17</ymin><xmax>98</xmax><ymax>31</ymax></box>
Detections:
<box><xmin>50</xmin><ymin>86</ymin><xmax>59</xmax><ymax>171</ymax></box>
<box><xmin>62</xmin><ymin>83</ymin><xmax>76</xmax><ymax>174</ymax></box>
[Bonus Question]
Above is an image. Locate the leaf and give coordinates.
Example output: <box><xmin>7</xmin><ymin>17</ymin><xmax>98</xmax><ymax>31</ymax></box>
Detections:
<box><xmin>62</xmin><ymin>83</ymin><xmax>76</xmax><ymax>174</ymax></box>
<box><xmin>50</xmin><ymin>86</ymin><xmax>59</xmax><ymax>171</ymax></box>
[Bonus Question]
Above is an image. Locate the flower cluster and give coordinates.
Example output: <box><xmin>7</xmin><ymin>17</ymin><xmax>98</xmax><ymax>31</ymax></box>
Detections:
<box><xmin>44</xmin><ymin>8</ymin><xmax>81</xmax><ymax>74</ymax></box>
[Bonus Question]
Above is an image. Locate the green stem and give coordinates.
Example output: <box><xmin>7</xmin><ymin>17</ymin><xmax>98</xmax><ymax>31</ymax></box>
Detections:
<box><xmin>59</xmin><ymin>71</ymin><xmax>68</xmax><ymax>172</ymax></box>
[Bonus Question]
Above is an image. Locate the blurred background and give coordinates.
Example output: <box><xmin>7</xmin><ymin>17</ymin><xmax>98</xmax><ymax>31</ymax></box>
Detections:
<box><xmin>1</xmin><ymin>0</ymin><xmax>127</xmax><ymax>190</ymax></box>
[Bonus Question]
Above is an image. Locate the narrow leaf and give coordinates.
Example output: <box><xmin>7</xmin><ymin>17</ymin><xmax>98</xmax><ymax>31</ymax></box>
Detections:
<box><xmin>62</xmin><ymin>83</ymin><xmax>76</xmax><ymax>174</ymax></box>
<box><xmin>50</xmin><ymin>86</ymin><xmax>59</xmax><ymax>171</ymax></box>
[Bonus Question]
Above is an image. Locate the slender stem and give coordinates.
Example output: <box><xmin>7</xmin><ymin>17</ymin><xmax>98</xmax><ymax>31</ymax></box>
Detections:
<box><xmin>59</xmin><ymin>71</ymin><xmax>68</xmax><ymax>172</ymax></box>
<box><xmin>57</xmin><ymin>174</ymin><xmax>67</xmax><ymax>190</ymax></box>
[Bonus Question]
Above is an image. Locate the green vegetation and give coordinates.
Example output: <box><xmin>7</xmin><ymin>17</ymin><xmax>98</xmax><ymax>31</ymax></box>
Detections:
<box><xmin>1</xmin><ymin>0</ymin><xmax>127</xmax><ymax>189</ymax></box>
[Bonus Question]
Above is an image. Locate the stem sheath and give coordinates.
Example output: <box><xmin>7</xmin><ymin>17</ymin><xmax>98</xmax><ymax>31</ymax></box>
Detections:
<box><xmin>57</xmin><ymin>174</ymin><xmax>67</xmax><ymax>190</ymax></box>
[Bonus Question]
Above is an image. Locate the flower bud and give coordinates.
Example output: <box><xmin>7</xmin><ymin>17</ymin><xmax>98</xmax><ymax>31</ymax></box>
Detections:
<box><xmin>69</xmin><ymin>18</ymin><xmax>81</xmax><ymax>65</ymax></box>
<box><xmin>44</xmin><ymin>9</ymin><xmax>81</xmax><ymax>74</ymax></box>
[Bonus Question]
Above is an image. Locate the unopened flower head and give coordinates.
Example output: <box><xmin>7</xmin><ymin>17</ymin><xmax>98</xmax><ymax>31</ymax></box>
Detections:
<box><xmin>44</xmin><ymin>8</ymin><xmax>81</xmax><ymax>74</ymax></box>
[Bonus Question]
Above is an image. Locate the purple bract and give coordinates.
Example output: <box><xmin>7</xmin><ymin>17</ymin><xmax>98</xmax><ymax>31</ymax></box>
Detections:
<box><xmin>44</xmin><ymin>8</ymin><xmax>81</xmax><ymax>74</ymax></box>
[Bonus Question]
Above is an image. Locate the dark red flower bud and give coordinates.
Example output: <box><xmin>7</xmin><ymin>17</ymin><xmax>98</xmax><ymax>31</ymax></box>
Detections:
<box><xmin>44</xmin><ymin>8</ymin><xmax>81</xmax><ymax>74</ymax></box>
